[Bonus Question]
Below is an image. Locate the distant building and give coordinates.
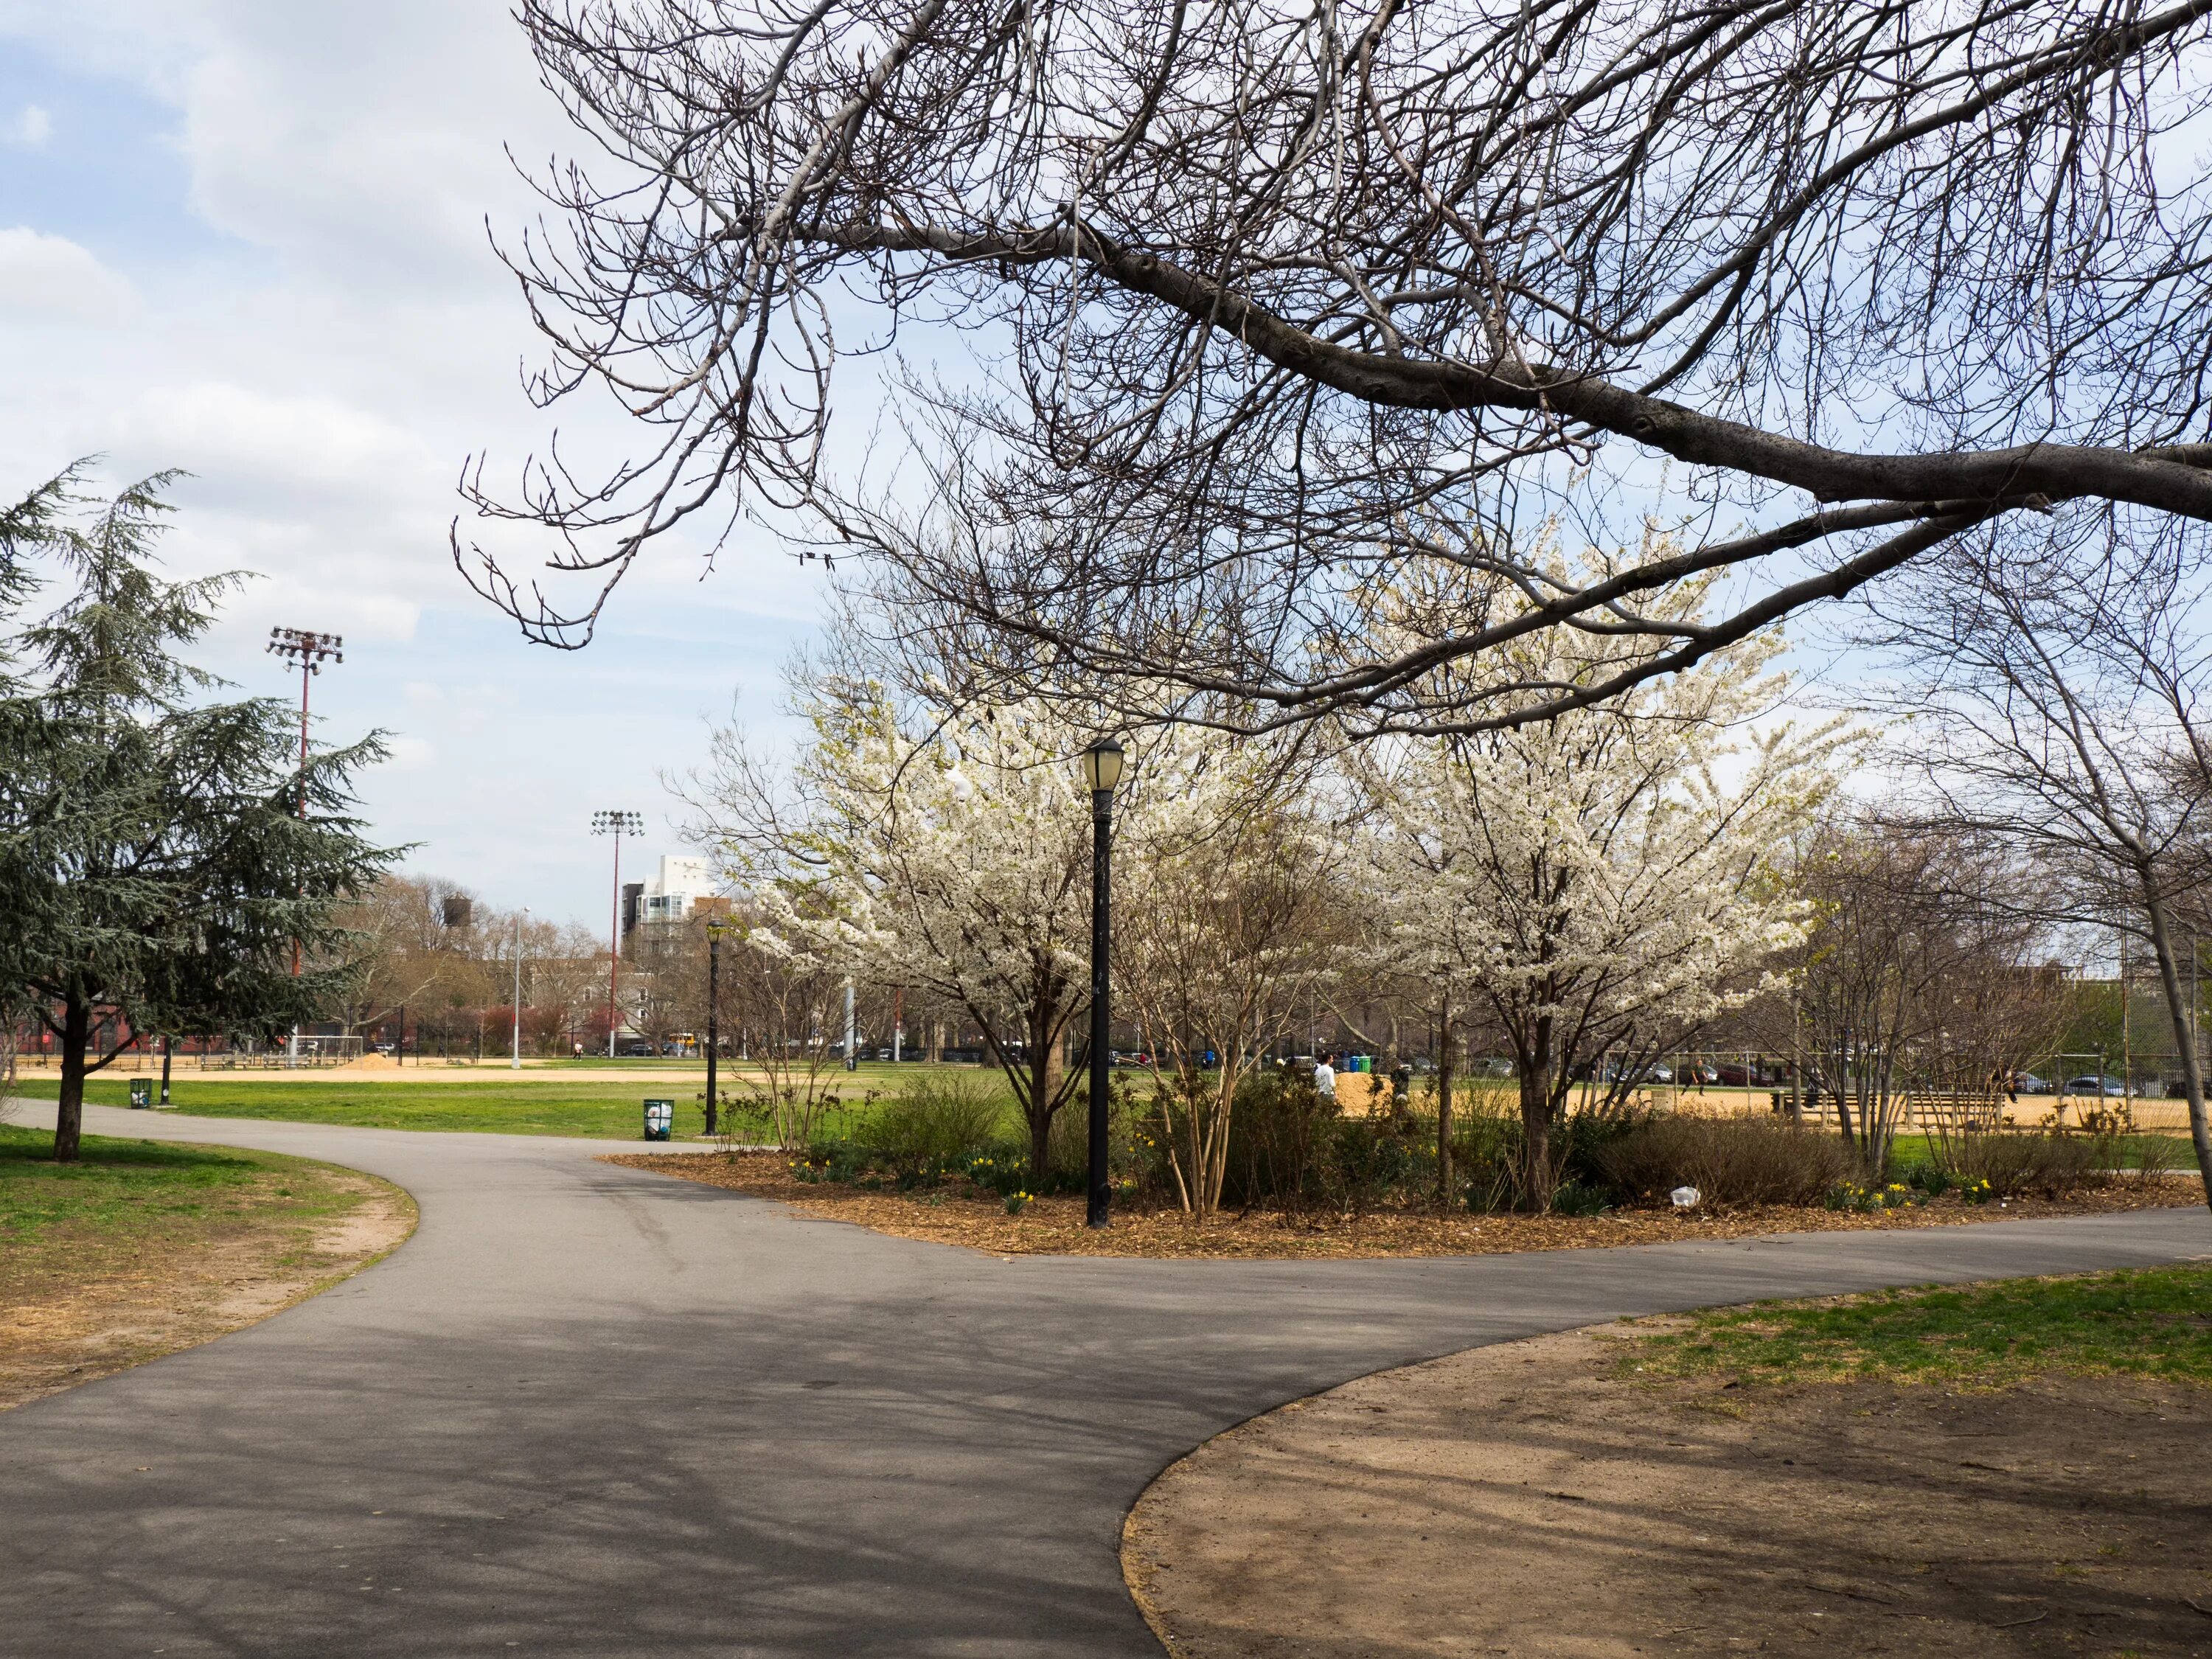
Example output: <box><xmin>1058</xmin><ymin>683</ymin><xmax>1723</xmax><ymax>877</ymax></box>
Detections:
<box><xmin>622</xmin><ymin>855</ymin><xmax>720</xmax><ymax>938</ymax></box>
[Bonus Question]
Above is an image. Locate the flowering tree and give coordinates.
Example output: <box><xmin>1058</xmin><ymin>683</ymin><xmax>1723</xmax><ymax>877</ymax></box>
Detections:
<box><xmin>1352</xmin><ymin>569</ymin><xmax>1846</xmax><ymax>1208</ymax></box>
<box><xmin>699</xmin><ymin>663</ymin><xmax>1114</xmax><ymax>1183</ymax></box>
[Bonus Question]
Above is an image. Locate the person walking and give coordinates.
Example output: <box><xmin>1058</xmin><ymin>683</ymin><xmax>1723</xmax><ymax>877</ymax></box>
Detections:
<box><xmin>1312</xmin><ymin>1050</ymin><xmax>1338</xmax><ymax>1106</ymax></box>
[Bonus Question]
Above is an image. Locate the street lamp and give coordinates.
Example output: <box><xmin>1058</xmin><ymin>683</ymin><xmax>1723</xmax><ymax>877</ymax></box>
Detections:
<box><xmin>592</xmin><ymin>810</ymin><xmax>644</xmax><ymax>1057</ymax></box>
<box><xmin>704</xmin><ymin>918</ymin><xmax>731</xmax><ymax>1137</ymax></box>
<box><xmin>511</xmin><ymin>906</ymin><xmax>529</xmax><ymax>1070</ymax></box>
<box><xmin>1080</xmin><ymin>736</ymin><xmax>1126</xmax><ymax>1229</ymax></box>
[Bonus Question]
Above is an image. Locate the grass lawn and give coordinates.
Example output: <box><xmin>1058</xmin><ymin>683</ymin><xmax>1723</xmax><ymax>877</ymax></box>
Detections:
<box><xmin>1624</xmin><ymin>1261</ymin><xmax>2212</xmax><ymax>1388</ymax></box>
<box><xmin>0</xmin><ymin>1121</ymin><xmax>411</xmax><ymax>1407</ymax></box>
<box><xmin>0</xmin><ymin>1124</ymin><xmax>367</xmax><ymax>1273</ymax></box>
<box><xmin>6</xmin><ymin>1074</ymin><xmax>925</xmax><ymax>1139</ymax></box>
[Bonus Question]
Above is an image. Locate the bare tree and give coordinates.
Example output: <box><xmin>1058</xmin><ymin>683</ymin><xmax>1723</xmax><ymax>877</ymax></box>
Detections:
<box><xmin>1117</xmin><ymin>796</ymin><xmax>1340</xmax><ymax>1219</ymax></box>
<box><xmin>1865</xmin><ymin>535</ymin><xmax>2212</xmax><ymax>1206</ymax></box>
<box><xmin>466</xmin><ymin>1</ymin><xmax>2212</xmax><ymax>736</ymax></box>
<box><xmin>1780</xmin><ymin>815</ymin><xmax>2067</xmax><ymax>1173</ymax></box>
<box><xmin>717</xmin><ymin>909</ymin><xmax>854</xmax><ymax>1150</ymax></box>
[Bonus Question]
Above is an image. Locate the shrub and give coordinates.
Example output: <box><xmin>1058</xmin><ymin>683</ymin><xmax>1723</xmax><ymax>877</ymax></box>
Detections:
<box><xmin>1596</xmin><ymin>1116</ymin><xmax>1857</xmax><ymax>1208</ymax></box>
<box><xmin>1219</xmin><ymin>1066</ymin><xmax>1337</xmax><ymax>1209</ymax></box>
<box><xmin>863</xmin><ymin>1073</ymin><xmax>1010</xmax><ymax>1172</ymax></box>
<box><xmin>1933</xmin><ymin>1129</ymin><xmax>2104</xmax><ymax>1199</ymax></box>
<box><xmin>1550</xmin><ymin>1178</ymin><xmax>1611</xmax><ymax>1217</ymax></box>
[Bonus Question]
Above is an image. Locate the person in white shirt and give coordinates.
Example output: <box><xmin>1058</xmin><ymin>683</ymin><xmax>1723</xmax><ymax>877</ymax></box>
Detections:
<box><xmin>1312</xmin><ymin>1051</ymin><xmax>1338</xmax><ymax>1105</ymax></box>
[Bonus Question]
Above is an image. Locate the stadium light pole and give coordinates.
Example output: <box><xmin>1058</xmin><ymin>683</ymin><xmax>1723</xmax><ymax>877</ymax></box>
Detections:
<box><xmin>511</xmin><ymin>906</ymin><xmax>529</xmax><ymax>1070</ymax></box>
<box><xmin>1079</xmin><ymin>737</ymin><xmax>1126</xmax><ymax>1230</ymax></box>
<box><xmin>592</xmin><ymin>811</ymin><xmax>644</xmax><ymax>1057</ymax></box>
<box><xmin>268</xmin><ymin>628</ymin><xmax>341</xmax><ymax>1063</ymax></box>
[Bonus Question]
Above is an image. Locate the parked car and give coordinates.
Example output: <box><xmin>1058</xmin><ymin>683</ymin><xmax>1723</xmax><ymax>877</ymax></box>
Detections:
<box><xmin>2062</xmin><ymin>1074</ymin><xmax>2128</xmax><ymax>1096</ymax></box>
<box><xmin>2008</xmin><ymin>1071</ymin><xmax>2053</xmax><ymax>1095</ymax></box>
<box><xmin>619</xmin><ymin>1042</ymin><xmax>655</xmax><ymax>1057</ymax></box>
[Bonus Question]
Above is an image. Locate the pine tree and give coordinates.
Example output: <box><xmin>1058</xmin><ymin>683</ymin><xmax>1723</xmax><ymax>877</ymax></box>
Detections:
<box><xmin>0</xmin><ymin>470</ymin><xmax>393</xmax><ymax>1161</ymax></box>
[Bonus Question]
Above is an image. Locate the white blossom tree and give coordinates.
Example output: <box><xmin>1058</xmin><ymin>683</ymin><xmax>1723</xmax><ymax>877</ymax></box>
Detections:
<box><xmin>699</xmin><ymin>657</ymin><xmax>1128</xmax><ymax>1183</ymax></box>
<box><xmin>1352</xmin><ymin>564</ymin><xmax>1848</xmax><ymax>1208</ymax></box>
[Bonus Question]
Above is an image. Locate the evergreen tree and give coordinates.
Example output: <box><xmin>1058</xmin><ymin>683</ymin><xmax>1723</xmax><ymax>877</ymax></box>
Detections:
<box><xmin>0</xmin><ymin>470</ymin><xmax>392</xmax><ymax>1161</ymax></box>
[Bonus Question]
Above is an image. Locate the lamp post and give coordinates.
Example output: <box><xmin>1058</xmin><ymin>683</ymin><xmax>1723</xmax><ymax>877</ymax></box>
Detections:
<box><xmin>592</xmin><ymin>810</ymin><xmax>644</xmax><ymax>1056</ymax></box>
<box><xmin>1080</xmin><ymin>737</ymin><xmax>1126</xmax><ymax>1229</ymax></box>
<box><xmin>705</xmin><ymin>920</ymin><xmax>728</xmax><ymax>1137</ymax></box>
<box><xmin>511</xmin><ymin>906</ymin><xmax>529</xmax><ymax>1070</ymax></box>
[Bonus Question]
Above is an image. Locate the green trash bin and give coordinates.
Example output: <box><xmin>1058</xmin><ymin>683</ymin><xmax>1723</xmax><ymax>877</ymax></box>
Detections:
<box><xmin>129</xmin><ymin>1078</ymin><xmax>153</xmax><ymax>1110</ymax></box>
<box><xmin>643</xmin><ymin>1099</ymin><xmax>674</xmax><ymax>1141</ymax></box>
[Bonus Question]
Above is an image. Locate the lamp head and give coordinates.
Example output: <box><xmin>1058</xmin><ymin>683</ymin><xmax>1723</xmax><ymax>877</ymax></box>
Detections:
<box><xmin>1079</xmin><ymin>736</ymin><xmax>1126</xmax><ymax>796</ymax></box>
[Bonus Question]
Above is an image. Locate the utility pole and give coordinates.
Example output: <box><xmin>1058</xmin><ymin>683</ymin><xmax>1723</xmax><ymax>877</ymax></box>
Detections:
<box><xmin>267</xmin><ymin>628</ymin><xmax>341</xmax><ymax>1064</ymax></box>
<box><xmin>591</xmin><ymin>811</ymin><xmax>644</xmax><ymax>1057</ymax></box>
<box><xmin>511</xmin><ymin>907</ymin><xmax>529</xmax><ymax>1069</ymax></box>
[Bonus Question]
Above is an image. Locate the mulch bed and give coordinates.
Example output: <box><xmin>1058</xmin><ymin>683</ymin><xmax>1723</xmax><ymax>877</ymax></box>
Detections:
<box><xmin>600</xmin><ymin>1151</ymin><xmax>2204</xmax><ymax>1259</ymax></box>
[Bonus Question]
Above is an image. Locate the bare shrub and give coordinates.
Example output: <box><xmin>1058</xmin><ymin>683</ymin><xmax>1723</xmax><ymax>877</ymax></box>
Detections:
<box><xmin>1597</xmin><ymin>1117</ymin><xmax>1857</xmax><ymax>1210</ymax></box>
<box><xmin>1935</xmin><ymin>1131</ymin><xmax>2103</xmax><ymax>1199</ymax></box>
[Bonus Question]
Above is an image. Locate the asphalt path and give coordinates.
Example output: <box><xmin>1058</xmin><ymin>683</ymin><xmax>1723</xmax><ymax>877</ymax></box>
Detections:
<box><xmin>4</xmin><ymin>1103</ymin><xmax>2207</xmax><ymax>1658</ymax></box>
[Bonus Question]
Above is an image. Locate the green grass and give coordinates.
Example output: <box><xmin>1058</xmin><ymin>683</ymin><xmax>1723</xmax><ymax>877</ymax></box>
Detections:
<box><xmin>0</xmin><ymin>1124</ymin><xmax>378</xmax><ymax>1296</ymax></box>
<box><xmin>4</xmin><ymin>1070</ymin><xmax>970</xmax><ymax>1140</ymax></box>
<box><xmin>1882</xmin><ymin>1131</ymin><xmax>2188</xmax><ymax>1172</ymax></box>
<box><xmin>1623</xmin><ymin>1264</ymin><xmax>2212</xmax><ymax>1390</ymax></box>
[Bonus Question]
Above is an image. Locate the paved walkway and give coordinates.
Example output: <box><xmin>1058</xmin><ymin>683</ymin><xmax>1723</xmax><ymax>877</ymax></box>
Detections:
<box><xmin>4</xmin><ymin>1104</ymin><xmax>2206</xmax><ymax>1657</ymax></box>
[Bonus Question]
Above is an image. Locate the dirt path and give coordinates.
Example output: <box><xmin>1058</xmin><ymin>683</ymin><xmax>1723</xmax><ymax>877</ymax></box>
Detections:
<box><xmin>0</xmin><ymin>1169</ymin><xmax>415</xmax><ymax>1411</ymax></box>
<box><xmin>1124</xmin><ymin>1325</ymin><xmax>2212</xmax><ymax>1657</ymax></box>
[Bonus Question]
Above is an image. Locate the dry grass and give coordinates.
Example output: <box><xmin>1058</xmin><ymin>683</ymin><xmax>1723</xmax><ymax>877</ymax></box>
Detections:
<box><xmin>602</xmin><ymin>1150</ymin><xmax>2202</xmax><ymax>1259</ymax></box>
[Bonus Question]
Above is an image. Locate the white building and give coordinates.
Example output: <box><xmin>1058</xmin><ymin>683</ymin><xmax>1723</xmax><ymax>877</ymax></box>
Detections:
<box><xmin>623</xmin><ymin>855</ymin><xmax>720</xmax><ymax>936</ymax></box>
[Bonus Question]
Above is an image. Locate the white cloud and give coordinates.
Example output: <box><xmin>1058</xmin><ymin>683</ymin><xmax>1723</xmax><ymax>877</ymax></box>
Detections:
<box><xmin>0</xmin><ymin>4</ymin><xmax>818</xmax><ymax>923</ymax></box>
<box><xmin>4</xmin><ymin>103</ymin><xmax>52</xmax><ymax>147</ymax></box>
<box><xmin>0</xmin><ymin>226</ymin><xmax>139</xmax><ymax>322</ymax></box>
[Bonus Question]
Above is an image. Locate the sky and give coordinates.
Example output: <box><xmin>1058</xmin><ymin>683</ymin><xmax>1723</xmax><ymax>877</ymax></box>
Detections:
<box><xmin>0</xmin><ymin>1</ymin><xmax>835</xmax><ymax>929</ymax></box>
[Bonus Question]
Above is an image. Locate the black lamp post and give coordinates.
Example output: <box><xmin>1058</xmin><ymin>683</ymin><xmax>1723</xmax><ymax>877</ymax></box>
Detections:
<box><xmin>1081</xmin><ymin>736</ymin><xmax>1126</xmax><ymax>1229</ymax></box>
<box><xmin>704</xmin><ymin>921</ymin><xmax>726</xmax><ymax>1138</ymax></box>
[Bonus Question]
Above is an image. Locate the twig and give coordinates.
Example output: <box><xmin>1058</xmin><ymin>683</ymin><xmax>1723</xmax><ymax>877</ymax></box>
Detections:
<box><xmin>1989</xmin><ymin>1610</ymin><xmax>2048</xmax><ymax>1630</ymax></box>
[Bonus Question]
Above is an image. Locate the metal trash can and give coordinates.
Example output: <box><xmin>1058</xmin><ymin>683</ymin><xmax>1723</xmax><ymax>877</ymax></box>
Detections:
<box><xmin>642</xmin><ymin>1099</ymin><xmax>673</xmax><ymax>1141</ymax></box>
<box><xmin>130</xmin><ymin>1078</ymin><xmax>153</xmax><ymax>1110</ymax></box>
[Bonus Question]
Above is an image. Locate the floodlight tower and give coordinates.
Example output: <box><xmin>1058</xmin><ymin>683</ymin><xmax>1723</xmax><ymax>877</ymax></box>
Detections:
<box><xmin>592</xmin><ymin>810</ymin><xmax>644</xmax><ymax>1057</ymax></box>
<box><xmin>266</xmin><ymin>630</ymin><xmax>342</xmax><ymax>1061</ymax></box>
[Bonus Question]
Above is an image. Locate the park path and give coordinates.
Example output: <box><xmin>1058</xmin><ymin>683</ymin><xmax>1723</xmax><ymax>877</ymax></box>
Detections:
<box><xmin>3</xmin><ymin>1103</ymin><xmax>2206</xmax><ymax>1658</ymax></box>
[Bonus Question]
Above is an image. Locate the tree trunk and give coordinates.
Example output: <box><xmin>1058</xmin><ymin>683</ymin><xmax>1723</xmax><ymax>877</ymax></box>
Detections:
<box><xmin>2139</xmin><ymin>880</ymin><xmax>2212</xmax><ymax>1211</ymax></box>
<box><xmin>1519</xmin><ymin>1015</ymin><xmax>1554</xmax><ymax>1211</ymax></box>
<box><xmin>53</xmin><ymin>996</ymin><xmax>89</xmax><ymax>1164</ymax></box>
<box><xmin>1026</xmin><ymin>1051</ymin><xmax>1063</xmax><ymax>1189</ymax></box>
<box><xmin>1435</xmin><ymin>998</ymin><xmax>1455</xmax><ymax>1208</ymax></box>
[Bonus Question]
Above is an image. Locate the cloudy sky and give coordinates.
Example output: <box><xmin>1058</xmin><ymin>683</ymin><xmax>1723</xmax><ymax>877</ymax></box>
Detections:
<box><xmin>0</xmin><ymin>1</ymin><xmax>835</xmax><ymax>928</ymax></box>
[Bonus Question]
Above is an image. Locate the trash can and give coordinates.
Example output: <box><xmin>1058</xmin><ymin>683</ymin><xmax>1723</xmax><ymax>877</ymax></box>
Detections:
<box><xmin>129</xmin><ymin>1078</ymin><xmax>153</xmax><ymax>1110</ymax></box>
<box><xmin>642</xmin><ymin>1099</ymin><xmax>674</xmax><ymax>1141</ymax></box>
